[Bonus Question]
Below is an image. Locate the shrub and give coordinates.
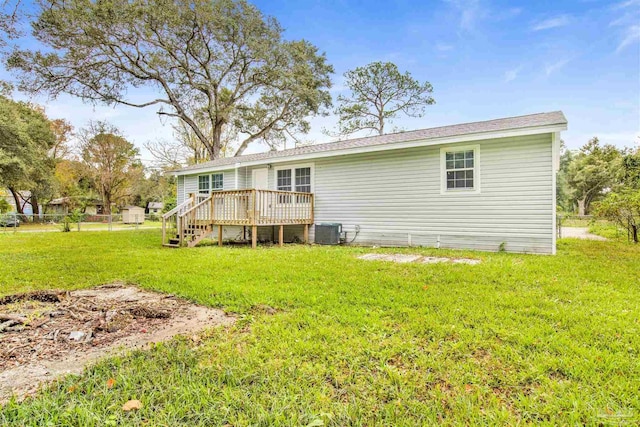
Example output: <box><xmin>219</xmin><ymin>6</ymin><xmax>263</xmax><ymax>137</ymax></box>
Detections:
<box><xmin>593</xmin><ymin>190</ymin><xmax>640</xmax><ymax>243</ymax></box>
<box><xmin>0</xmin><ymin>199</ymin><xmax>10</xmax><ymax>214</ymax></box>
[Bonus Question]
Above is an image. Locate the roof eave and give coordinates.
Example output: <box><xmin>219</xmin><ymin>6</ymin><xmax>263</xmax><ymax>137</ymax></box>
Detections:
<box><xmin>171</xmin><ymin>123</ymin><xmax>567</xmax><ymax>176</ymax></box>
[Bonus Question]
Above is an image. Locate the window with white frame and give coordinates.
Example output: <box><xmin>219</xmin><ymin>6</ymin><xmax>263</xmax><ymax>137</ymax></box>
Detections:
<box><xmin>443</xmin><ymin>147</ymin><xmax>478</xmax><ymax>192</ymax></box>
<box><xmin>212</xmin><ymin>173</ymin><xmax>223</xmax><ymax>191</ymax></box>
<box><xmin>295</xmin><ymin>167</ymin><xmax>311</xmax><ymax>193</ymax></box>
<box><xmin>198</xmin><ymin>175</ymin><xmax>210</xmax><ymax>194</ymax></box>
<box><xmin>276</xmin><ymin>166</ymin><xmax>312</xmax><ymax>202</ymax></box>
<box><xmin>276</xmin><ymin>169</ymin><xmax>292</xmax><ymax>192</ymax></box>
<box><xmin>198</xmin><ymin>173</ymin><xmax>223</xmax><ymax>194</ymax></box>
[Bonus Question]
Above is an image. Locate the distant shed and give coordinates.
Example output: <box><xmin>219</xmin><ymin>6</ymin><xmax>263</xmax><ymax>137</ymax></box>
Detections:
<box><xmin>121</xmin><ymin>206</ymin><xmax>145</xmax><ymax>224</ymax></box>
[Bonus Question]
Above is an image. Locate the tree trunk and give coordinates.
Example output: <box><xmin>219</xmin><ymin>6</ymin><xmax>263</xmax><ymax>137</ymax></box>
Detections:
<box><xmin>210</xmin><ymin>124</ymin><xmax>223</xmax><ymax>160</ymax></box>
<box><xmin>8</xmin><ymin>188</ymin><xmax>24</xmax><ymax>215</ymax></box>
<box><xmin>31</xmin><ymin>193</ymin><xmax>40</xmax><ymax>216</ymax></box>
<box><xmin>30</xmin><ymin>193</ymin><xmax>40</xmax><ymax>222</ymax></box>
<box><xmin>103</xmin><ymin>191</ymin><xmax>112</xmax><ymax>215</ymax></box>
<box><xmin>577</xmin><ymin>198</ymin><xmax>586</xmax><ymax>216</ymax></box>
<box><xmin>632</xmin><ymin>224</ymin><xmax>638</xmax><ymax>243</ymax></box>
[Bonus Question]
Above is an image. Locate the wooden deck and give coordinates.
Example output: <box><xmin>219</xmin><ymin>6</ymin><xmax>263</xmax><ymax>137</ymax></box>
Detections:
<box><xmin>162</xmin><ymin>189</ymin><xmax>314</xmax><ymax>248</ymax></box>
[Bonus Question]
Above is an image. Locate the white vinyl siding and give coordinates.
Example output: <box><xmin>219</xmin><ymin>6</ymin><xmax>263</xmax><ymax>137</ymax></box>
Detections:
<box><xmin>311</xmin><ymin>134</ymin><xmax>554</xmax><ymax>254</ymax></box>
<box><xmin>177</xmin><ymin>175</ymin><xmax>185</xmax><ymax>205</ymax></box>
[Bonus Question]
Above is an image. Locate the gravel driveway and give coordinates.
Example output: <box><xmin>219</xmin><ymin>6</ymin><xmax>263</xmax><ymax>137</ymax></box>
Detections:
<box><xmin>560</xmin><ymin>227</ymin><xmax>607</xmax><ymax>241</ymax></box>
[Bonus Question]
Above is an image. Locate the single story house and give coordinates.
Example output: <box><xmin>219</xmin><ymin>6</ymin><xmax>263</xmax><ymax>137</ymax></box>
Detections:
<box><xmin>147</xmin><ymin>202</ymin><xmax>164</xmax><ymax>214</ymax></box>
<box><xmin>167</xmin><ymin>111</ymin><xmax>567</xmax><ymax>254</ymax></box>
<box><xmin>46</xmin><ymin>197</ymin><xmax>105</xmax><ymax>215</ymax></box>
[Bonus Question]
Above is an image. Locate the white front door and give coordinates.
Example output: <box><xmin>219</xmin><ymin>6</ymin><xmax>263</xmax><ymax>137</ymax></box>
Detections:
<box><xmin>252</xmin><ymin>168</ymin><xmax>269</xmax><ymax>189</ymax></box>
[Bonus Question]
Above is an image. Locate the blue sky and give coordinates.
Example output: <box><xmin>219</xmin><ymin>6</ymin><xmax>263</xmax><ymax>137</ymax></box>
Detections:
<box><xmin>2</xmin><ymin>0</ymin><xmax>639</xmax><ymax>162</ymax></box>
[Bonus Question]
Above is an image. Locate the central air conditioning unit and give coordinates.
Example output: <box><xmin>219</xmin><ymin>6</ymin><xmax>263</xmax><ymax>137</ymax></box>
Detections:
<box><xmin>315</xmin><ymin>223</ymin><xmax>343</xmax><ymax>245</ymax></box>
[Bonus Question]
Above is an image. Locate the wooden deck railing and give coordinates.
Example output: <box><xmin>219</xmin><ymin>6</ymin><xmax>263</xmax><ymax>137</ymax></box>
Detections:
<box><xmin>211</xmin><ymin>189</ymin><xmax>314</xmax><ymax>226</ymax></box>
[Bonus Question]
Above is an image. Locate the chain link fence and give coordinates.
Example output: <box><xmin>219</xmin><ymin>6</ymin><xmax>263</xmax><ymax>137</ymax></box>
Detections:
<box><xmin>0</xmin><ymin>212</ymin><xmax>162</xmax><ymax>233</ymax></box>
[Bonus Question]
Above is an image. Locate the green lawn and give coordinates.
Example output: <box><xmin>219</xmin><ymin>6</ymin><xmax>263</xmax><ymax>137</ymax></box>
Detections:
<box><xmin>0</xmin><ymin>231</ymin><xmax>638</xmax><ymax>426</ymax></box>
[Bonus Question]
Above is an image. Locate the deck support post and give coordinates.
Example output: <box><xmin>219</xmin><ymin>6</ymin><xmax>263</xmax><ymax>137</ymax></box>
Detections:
<box><xmin>252</xmin><ymin>225</ymin><xmax>257</xmax><ymax>249</ymax></box>
<box><xmin>279</xmin><ymin>225</ymin><xmax>284</xmax><ymax>247</ymax></box>
<box><xmin>304</xmin><ymin>224</ymin><xmax>309</xmax><ymax>244</ymax></box>
<box><xmin>218</xmin><ymin>225</ymin><xmax>223</xmax><ymax>247</ymax></box>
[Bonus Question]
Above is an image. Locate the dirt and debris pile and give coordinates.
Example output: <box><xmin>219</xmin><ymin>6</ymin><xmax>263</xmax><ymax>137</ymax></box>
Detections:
<box><xmin>0</xmin><ymin>284</ymin><xmax>234</xmax><ymax>402</ymax></box>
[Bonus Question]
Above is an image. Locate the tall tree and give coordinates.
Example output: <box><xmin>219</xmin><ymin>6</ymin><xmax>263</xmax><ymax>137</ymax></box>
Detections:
<box><xmin>80</xmin><ymin>122</ymin><xmax>140</xmax><ymax>214</ymax></box>
<box><xmin>332</xmin><ymin>61</ymin><xmax>435</xmax><ymax>136</ymax></box>
<box><xmin>49</xmin><ymin>118</ymin><xmax>73</xmax><ymax>160</ymax></box>
<box><xmin>8</xmin><ymin>0</ymin><xmax>333</xmax><ymax>159</ymax></box>
<box><xmin>50</xmin><ymin>158</ymin><xmax>97</xmax><ymax>212</ymax></box>
<box><xmin>556</xmin><ymin>140</ymin><xmax>574</xmax><ymax>212</ymax></box>
<box><xmin>566</xmin><ymin>137</ymin><xmax>623</xmax><ymax>215</ymax></box>
<box><xmin>0</xmin><ymin>95</ymin><xmax>56</xmax><ymax>216</ymax></box>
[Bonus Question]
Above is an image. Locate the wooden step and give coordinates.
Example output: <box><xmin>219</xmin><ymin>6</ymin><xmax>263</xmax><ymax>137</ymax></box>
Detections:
<box><xmin>162</xmin><ymin>243</ymin><xmax>180</xmax><ymax>248</ymax></box>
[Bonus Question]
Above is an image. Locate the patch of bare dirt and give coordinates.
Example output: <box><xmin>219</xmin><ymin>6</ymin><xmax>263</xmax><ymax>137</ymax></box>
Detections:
<box><xmin>0</xmin><ymin>284</ymin><xmax>234</xmax><ymax>403</ymax></box>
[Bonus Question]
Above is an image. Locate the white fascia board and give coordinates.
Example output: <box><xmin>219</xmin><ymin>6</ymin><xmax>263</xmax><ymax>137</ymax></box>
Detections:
<box><xmin>173</xmin><ymin>124</ymin><xmax>567</xmax><ymax>176</ymax></box>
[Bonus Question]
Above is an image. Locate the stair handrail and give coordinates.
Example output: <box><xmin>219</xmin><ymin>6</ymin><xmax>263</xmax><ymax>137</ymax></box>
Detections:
<box><xmin>162</xmin><ymin>198</ymin><xmax>194</xmax><ymax>220</ymax></box>
<box><xmin>177</xmin><ymin>194</ymin><xmax>213</xmax><ymax>246</ymax></box>
<box><xmin>178</xmin><ymin>194</ymin><xmax>213</xmax><ymax>219</ymax></box>
<box><xmin>162</xmin><ymin>198</ymin><xmax>195</xmax><ymax>245</ymax></box>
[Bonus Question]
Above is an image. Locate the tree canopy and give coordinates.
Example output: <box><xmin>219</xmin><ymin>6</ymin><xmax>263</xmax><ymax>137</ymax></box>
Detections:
<box><xmin>0</xmin><ymin>95</ymin><xmax>56</xmax><ymax>214</ymax></box>
<box><xmin>80</xmin><ymin>122</ymin><xmax>140</xmax><ymax>214</ymax></box>
<box><xmin>332</xmin><ymin>61</ymin><xmax>435</xmax><ymax>136</ymax></box>
<box><xmin>8</xmin><ymin>0</ymin><xmax>334</xmax><ymax>160</ymax></box>
<box><xmin>594</xmin><ymin>189</ymin><xmax>640</xmax><ymax>243</ymax></box>
<box><xmin>565</xmin><ymin>137</ymin><xmax>623</xmax><ymax>215</ymax></box>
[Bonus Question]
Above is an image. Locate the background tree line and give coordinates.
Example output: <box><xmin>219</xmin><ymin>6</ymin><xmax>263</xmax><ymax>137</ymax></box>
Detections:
<box><xmin>558</xmin><ymin>137</ymin><xmax>640</xmax><ymax>242</ymax></box>
<box><xmin>0</xmin><ymin>94</ymin><xmax>175</xmax><ymax>216</ymax></box>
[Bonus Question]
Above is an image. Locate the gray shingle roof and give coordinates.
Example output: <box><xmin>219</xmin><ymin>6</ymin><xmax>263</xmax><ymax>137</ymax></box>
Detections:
<box><xmin>174</xmin><ymin>111</ymin><xmax>566</xmax><ymax>173</ymax></box>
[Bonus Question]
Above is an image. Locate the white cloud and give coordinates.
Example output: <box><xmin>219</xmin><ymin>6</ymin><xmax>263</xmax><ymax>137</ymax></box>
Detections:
<box><xmin>616</xmin><ymin>25</ymin><xmax>640</xmax><ymax>52</ymax></box>
<box><xmin>503</xmin><ymin>66</ymin><xmax>522</xmax><ymax>82</ymax></box>
<box><xmin>545</xmin><ymin>59</ymin><xmax>570</xmax><ymax>77</ymax></box>
<box><xmin>435</xmin><ymin>42</ymin><xmax>454</xmax><ymax>52</ymax></box>
<box><xmin>532</xmin><ymin>15</ymin><xmax>571</xmax><ymax>31</ymax></box>
<box><xmin>612</xmin><ymin>0</ymin><xmax>640</xmax><ymax>10</ymax></box>
<box><xmin>494</xmin><ymin>7</ymin><xmax>522</xmax><ymax>21</ymax></box>
<box><xmin>444</xmin><ymin>0</ymin><xmax>483</xmax><ymax>32</ymax></box>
